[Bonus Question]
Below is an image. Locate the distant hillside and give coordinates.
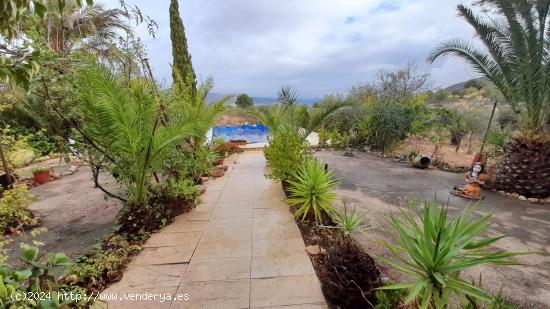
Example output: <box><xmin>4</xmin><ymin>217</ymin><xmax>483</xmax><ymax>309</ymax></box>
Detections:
<box><xmin>444</xmin><ymin>77</ymin><xmax>489</xmax><ymax>92</ymax></box>
<box><xmin>206</xmin><ymin>93</ymin><xmax>316</xmax><ymax>105</ymax></box>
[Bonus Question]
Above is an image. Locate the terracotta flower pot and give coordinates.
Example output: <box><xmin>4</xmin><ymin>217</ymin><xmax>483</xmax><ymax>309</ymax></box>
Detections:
<box><xmin>33</xmin><ymin>170</ymin><xmax>52</xmax><ymax>184</ymax></box>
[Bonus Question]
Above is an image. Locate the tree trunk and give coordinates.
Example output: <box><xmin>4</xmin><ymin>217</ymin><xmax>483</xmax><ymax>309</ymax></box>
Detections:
<box><xmin>495</xmin><ymin>136</ymin><xmax>550</xmax><ymax>198</ymax></box>
<box><xmin>0</xmin><ymin>142</ymin><xmax>12</xmax><ymax>188</ymax></box>
<box><xmin>467</xmin><ymin>132</ymin><xmax>473</xmax><ymax>154</ymax></box>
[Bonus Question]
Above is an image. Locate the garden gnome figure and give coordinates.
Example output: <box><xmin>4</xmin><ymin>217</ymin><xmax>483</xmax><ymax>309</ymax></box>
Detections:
<box><xmin>451</xmin><ymin>162</ymin><xmax>487</xmax><ymax>200</ymax></box>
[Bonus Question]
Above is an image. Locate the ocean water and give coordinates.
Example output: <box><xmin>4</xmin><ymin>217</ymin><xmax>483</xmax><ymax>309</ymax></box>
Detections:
<box><xmin>212</xmin><ymin>124</ymin><xmax>269</xmax><ymax>143</ymax></box>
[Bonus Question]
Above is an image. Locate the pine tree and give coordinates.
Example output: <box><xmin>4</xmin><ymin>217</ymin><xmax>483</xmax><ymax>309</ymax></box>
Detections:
<box><xmin>169</xmin><ymin>0</ymin><xmax>196</xmax><ymax>98</ymax></box>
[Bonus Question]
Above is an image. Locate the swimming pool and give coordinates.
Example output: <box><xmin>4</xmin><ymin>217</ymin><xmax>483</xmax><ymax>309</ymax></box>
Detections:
<box><xmin>211</xmin><ymin>124</ymin><xmax>269</xmax><ymax>143</ymax></box>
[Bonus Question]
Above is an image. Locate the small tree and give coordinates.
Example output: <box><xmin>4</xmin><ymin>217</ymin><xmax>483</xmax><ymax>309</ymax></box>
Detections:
<box><xmin>235</xmin><ymin>93</ymin><xmax>253</xmax><ymax>108</ymax></box>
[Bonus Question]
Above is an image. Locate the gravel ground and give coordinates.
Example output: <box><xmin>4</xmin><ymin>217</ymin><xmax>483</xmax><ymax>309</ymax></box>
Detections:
<box><xmin>315</xmin><ymin>150</ymin><xmax>550</xmax><ymax>309</ymax></box>
<box><xmin>5</xmin><ymin>166</ymin><xmax>123</xmax><ymax>265</ymax></box>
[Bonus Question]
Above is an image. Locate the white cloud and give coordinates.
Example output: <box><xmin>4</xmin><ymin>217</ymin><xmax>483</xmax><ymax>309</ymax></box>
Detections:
<box><xmin>99</xmin><ymin>0</ymin><xmax>479</xmax><ymax>98</ymax></box>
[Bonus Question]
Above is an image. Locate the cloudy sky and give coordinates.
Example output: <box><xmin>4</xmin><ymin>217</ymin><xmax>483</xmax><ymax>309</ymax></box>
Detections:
<box><xmin>100</xmin><ymin>0</ymin><xmax>479</xmax><ymax>99</ymax></box>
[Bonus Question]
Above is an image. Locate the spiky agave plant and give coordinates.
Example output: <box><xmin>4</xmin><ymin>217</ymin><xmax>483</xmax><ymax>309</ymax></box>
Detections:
<box><xmin>379</xmin><ymin>199</ymin><xmax>526</xmax><ymax>308</ymax></box>
<box><xmin>288</xmin><ymin>158</ymin><xmax>339</xmax><ymax>223</ymax></box>
<box><xmin>329</xmin><ymin>200</ymin><xmax>370</xmax><ymax>238</ymax></box>
<box><xmin>427</xmin><ymin>0</ymin><xmax>550</xmax><ymax>198</ymax></box>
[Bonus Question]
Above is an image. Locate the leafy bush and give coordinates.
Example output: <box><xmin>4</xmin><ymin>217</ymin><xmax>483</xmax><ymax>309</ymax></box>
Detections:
<box><xmin>1</xmin><ymin>230</ymin><xmax>76</xmax><ymax>308</ymax></box>
<box><xmin>486</xmin><ymin>128</ymin><xmax>511</xmax><ymax>157</ymax></box>
<box><xmin>176</xmin><ymin>146</ymin><xmax>220</xmax><ymax>181</ymax></box>
<box><xmin>318</xmin><ymin>127</ymin><xmax>351</xmax><ymax>149</ymax></box>
<box><xmin>358</xmin><ymin>101</ymin><xmax>416</xmax><ymax>153</ymax></box>
<box><xmin>379</xmin><ymin>199</ymin><xmax>525</xmax><ymax>308</ymax></box>
<box><xmin>0</xmin><ymin>184</ymin><xmax>38</xmax><ymax>235</ymax></box>
<box><xmin>235</xmin><ymin>93</ymin><xmax>254</xmax><ymax>108</ymax></box>
<box><xmin>25</xmin><ymin>129</ymin><xmax>65</xmax><ymax>156</ymax></box>
<box><xmin>264</xmin><ymin>126</ymin><xmax>311</xmax><ymax>182</ymax></box>
<box><xmin>66</xmin><ymin>235</ymin><xmax>141</xmax><ymax>293</ymax></box>
<box><xmin>163</xmin><ymin>178</ymin><xmax>199</xmax><ymax>201</ymax></box>
<box><xmin>288</xmin><ymin>159</ymin><xmax>338</xmax><ymax>223</ymax></box>
<box><xmin>0</xmin><ymin>126</ymin><xmax>63</xmax><ymax>161</ymax></box>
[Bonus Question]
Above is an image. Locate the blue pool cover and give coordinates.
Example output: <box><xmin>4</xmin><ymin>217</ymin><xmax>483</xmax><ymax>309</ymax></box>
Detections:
<box><xmin>212</xmin><ymin>124</ymin><xmax>269</xmax><ymax>143</ymax></box>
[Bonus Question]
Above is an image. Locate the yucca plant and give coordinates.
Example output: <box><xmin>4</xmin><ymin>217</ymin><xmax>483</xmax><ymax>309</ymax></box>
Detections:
<box><xmin>379</xmin><ymin>199</ymin><xmax>525</xmax><ymax>308</ymax></box>
<box><xmin>288</xmin><ymin>159</ymin><xmax>338</xmax><ymax>223</ymax></box>
<box><xmin>428</xmin><ymin>0</ymin><xmax>550</xmax><ymax>198</ymax></box>
<box><xmin>329</xmin><ymin>200</ymin><xmax>370</xmax><ymax>237</ymax></box>
<box><xmin>321</xmin><ymin>200</ymin><xmax>381</xmax><ymax>308</ymax></box>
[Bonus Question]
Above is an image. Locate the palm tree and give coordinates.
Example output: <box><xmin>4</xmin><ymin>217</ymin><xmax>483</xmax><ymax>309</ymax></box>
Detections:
<box><xmin>42</xmin><ymin>1</ymin><xmax>129</xmax><ymax>53</ymax></box>
<box><xmin>168</xmin><ymin>77</ymin><xmax>228</xmax><ymax>148</ymax></box>
<box><xmin>252</xmin><ymin>86</ymin><xmax>348</xmax><ymax>137</ymax></box>
<box><xmin>428</xmin><ymin>0</ymin><xmax>550</xmax><ymax>198</ymax></box>
<box><xmin>76</xmin><ymin>66</ymin><xmax>199</xmax><ymax>205</ymax></box>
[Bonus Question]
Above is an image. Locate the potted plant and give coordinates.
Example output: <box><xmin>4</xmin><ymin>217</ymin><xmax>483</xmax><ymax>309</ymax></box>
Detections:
<box><xmin>31</xmin><ymin>166</ymin><xmax>51</xmax><ymax>184</ymax></box>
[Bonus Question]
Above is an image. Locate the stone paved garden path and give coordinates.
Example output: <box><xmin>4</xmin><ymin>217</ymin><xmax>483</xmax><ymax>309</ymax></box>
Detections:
<box><xmin>99</xmin><ymin>150</ymin><xmax>327</xmax><ymax>308</ymax></box>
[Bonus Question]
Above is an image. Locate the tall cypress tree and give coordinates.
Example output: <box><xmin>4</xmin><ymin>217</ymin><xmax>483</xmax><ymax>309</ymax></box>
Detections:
<box><xmin>169</xmin><ymin>0</ymin><xmax>196</xmax><ymax>98</ymax></box>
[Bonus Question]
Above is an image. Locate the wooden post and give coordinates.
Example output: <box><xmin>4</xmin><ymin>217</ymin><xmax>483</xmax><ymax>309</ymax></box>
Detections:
<box><xmin>479</xmin><ymin>100</ymin><xmax>498</xmax><ymax>155</ymax></box>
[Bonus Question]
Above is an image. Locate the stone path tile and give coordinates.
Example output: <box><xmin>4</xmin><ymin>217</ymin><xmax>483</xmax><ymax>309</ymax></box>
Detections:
<box><xmin>250</xmin><ymin>275</ymin><xmax>326</xmax><ymax>307</ymax></box>
<box><xmin>101</xmin><ymin>151</ymin><xmax>326</xmax><ymax>308</ymax></box>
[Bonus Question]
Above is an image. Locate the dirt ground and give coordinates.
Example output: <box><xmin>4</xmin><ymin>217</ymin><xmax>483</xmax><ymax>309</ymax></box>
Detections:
<box><xmin>315</xmin><ymin>150</ymin><xmax>550</xmax><ymax>309</ymax></box>
<box><xmin>5</xmin><ymin>165</ymin><xmax>123</xmax><ymax>265</ymax></box>
<box><xmin>394</xmin><ymin>136</ymin><xmax>489</xmax><ymax>169</ymax></box>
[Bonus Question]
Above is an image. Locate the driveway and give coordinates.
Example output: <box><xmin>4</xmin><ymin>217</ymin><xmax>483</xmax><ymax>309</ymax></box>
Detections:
<box><xmin>5</xmin><ymin>167</ymin><xmax>123</xmax><ymax>265</ymax></box>
<box><xmin>315</xmin><ymin>150</ymin><xmax>550</xmax><ymax>308</ymax></box>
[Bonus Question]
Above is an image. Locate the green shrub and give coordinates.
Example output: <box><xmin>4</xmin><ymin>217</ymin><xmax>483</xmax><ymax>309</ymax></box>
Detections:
<box><xmin>164</xmin><ymin>178</ymin><xmax>199</xmax><ymax>201</ymax></box>
<box><xmin>486</xmin><ymin>128</ymin><xmax>511</xmax><ymax>157</ymax></box>
<box><xmin>358</xmin><ymin>102</ymin><xmax>416</xmax><ymax>153</ymax></box>
<box><xmin>67</xmin><ymin>235</ymin><xmax>141</xmax><ymax>293</ymax></box>
<box><xmin>264</xmin><ymin>126</ymin><xmax>310</xmax><ymax>182</ymax></box>
<box><xmin>235</xmin><ymin>93</ymin><xmax>254</xmax><ymax>108</ymax></box>
<box><xmin>1</xmin><ymin>230</ymin><xmax>76</xmax><ymax>308</ymax></box>
<box><xmin>0</xmin><ymin>184</ymin><xmax>37</xmax><ymax>235</ymax></box>
<box><xmin>375</xmin><ymin>285</ymin><xmax>406</xmax><ymax>309</ymax></box>
<box><xmin>178</xmin><ymin>147</ymin><xmax>220</xmax><ymax>181</ymax></box>
<box><xmin>379</xmin><ymin>199</ymin><xmax>525</xmax><ymax>308</ymax></box>
<box><xmin>25</xmin><ymin>129</ymin><xmax>64</xmax><ymax>156</ymax></box>
<box><xmin>318</xmin><ymin>127</ymin><xmax>330</xmax><ymax>148</ymax></box>
<box><xmin>288</xmin><ymin>158</ymin><xmax>338</xmax><ymax>223</ymax></box>
<box><xmin>329</xmin><ymin>201</ymin><xmax>369</xmax><ymax>237</ymax></box>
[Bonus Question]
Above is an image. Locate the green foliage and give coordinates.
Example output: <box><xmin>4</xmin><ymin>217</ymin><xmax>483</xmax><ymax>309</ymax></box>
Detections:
<box><xmin>288</xmin><ymin>159</ymin><xmax>338</xmax><ymax>223</ymax></box>
<box><xmin>379</xmin><ymin>199</ymin><xmax>525</xmax><ymax>308</ymax></box>
<box><xmin>0</xmin><ymin>229</ymin><xmax>75</xmax><ymax>309</ymax></box>
<box><xmin>318</xmin><ymin>128</ymin><xmax>351</xmax><ymax>149</ymax></box>
<box><xmin>375</xmin><ymin>285</ymin><xmax>406</xmax><ymax>309</ymax></box>
<box><xmin>164</xmin><ymin>178</ymin><xmax>199</xmax><ymax>201</ymax></box>
<box><xmin>485</xmin><ymin>128</ymin><xmax>511</xmax><ymax>157</ymax></box>
<box><xmin>30</xmin><ymin>166</ymin><xmax>50</xmax><ymax>173</ymax></box>
<box><xmin>432</xmin><ymin>107</ymin><xmax>468</xmax><ymax>145</ymax></box>
<box><xmin>252</xmin><ymin>89</ymin><xmax>347</xmax><ymax>137</ymax></box>
<box><xmin>235</xmin><ymin>93</ymin><xmax>254</xmax><ymax>108</ymax></box>
<box><xmin>172</xmin><ymin>146</ymin><xmax>220</xmax><ymax>181</ymax></box>
<box><xmin>264</xmin><ymin>127</ymin><xmax>311</xmax><ymax>182</ymax></box>
<box><xmin>426</xmin><ymin>89</ymin><xmax>453</xmax><ymax>104</ymax></box>
<box><xmin>170</xmin><ymin>0</ymin><xmax>196</xmax><ymax>97</ymax></box>
<box><xmin>76</xmin><ymin>66</ymin><xmax>198</xmax><ymax>205</ymax></box>
<box><xmin>358</xmin><ymin>101</ymin><xmax>417</xmax><ymax>153</ymax></box>
<box><xmin>0</xmin><ymin>184</ymin><xmax>37</xmax><ymax>235</ymax></box>
<box><xmin>68</xmin><ymin>235</ymin><xmax>141</xmax><ymax>293</ymax></box>
<box><xmin>428</xmin><ymin>1</ymin><xmax>550</xmax><ymax>133</ymax></box>
<box><xmin>329</xmin><ymin>201</ymin><xmax>370</xmax><ymax>237</ymax></box>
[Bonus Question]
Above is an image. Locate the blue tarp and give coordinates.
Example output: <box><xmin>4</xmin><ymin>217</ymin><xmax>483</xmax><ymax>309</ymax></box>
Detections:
<box><xmin>212</xmin><ymin>124</ymin><xmax>269</xmax><ymax>143</ymax></box>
